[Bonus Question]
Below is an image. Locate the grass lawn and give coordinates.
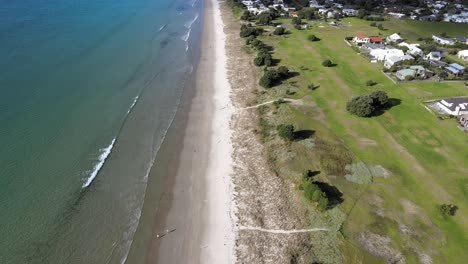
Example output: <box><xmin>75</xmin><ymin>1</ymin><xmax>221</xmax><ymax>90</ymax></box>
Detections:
<box><xmin>253</xmin><ymin>18</ymin><xmax>468</xmax><ymax>263</ymax></box>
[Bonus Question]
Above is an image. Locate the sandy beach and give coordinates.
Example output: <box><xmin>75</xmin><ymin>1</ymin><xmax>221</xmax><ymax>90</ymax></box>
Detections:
<box><xmin>144</xmin><ymin>0</ymin><xmax>235</xmax><ymax>262</ymax></box>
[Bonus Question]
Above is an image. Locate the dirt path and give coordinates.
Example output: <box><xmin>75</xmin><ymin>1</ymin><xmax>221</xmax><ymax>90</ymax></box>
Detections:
<box><xmin>239</xmin><ymin>98</ymin><xmax>300</xmax><ymax>110</ymax></box>
<box><xmin>238</xmin><ymin>226</ymin><xmax>330</xmax><ymax>234</ymax></box>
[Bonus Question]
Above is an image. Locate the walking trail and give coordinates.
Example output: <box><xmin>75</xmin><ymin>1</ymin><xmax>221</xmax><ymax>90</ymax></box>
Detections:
<box><xmin>239</xmin><ymin>98</ymin><xmax>301</xmax><ymax>110</ymax></box>
<box><xmin>237</xmin><ymin>226</ymin><xmax>330</xmax><ymax>234</ymax></box>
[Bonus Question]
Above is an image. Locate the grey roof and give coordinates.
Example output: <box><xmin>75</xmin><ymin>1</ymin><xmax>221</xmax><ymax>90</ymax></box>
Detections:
<box><xmin>449</xmin><ymin>63</ymin><xmax>465</xmax><ymax>71</ymax></box>
<box><xmin>439</xmin><ymin>98</ymin><xmax>468</xmax><ymax>111</ymax></box>
<box><xmin>445</xmin><ymin>66</ymin><xmax>460</xmax><ymax>75</ymax></box>
<box><xmin>455</xmin><ymin>36</ymin><xmax>467</xmax><ymax>42</ymax></box>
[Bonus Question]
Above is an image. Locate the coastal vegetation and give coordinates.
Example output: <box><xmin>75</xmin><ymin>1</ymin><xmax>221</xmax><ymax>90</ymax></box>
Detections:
<box><xmin>231</xmin><ymin>2</ymin><xmax>468</xmax><ymax>263</ymax></box>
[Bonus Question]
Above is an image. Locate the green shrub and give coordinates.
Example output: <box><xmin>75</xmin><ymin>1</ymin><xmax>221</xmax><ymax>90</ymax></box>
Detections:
<box><xmin>370</xmin><ymin>90</ymin><xmax>389</xmax><ymax>106</ymax></box>
<box><xmin>277</xmin><ymin>66</ymin><xmax>290</xmax><ymax>77</ymax></box>
<box><xmin>308</xmin><ymin>34</ymin><xmax>320</xmax><ymax>41</ymax></box>
<box><xmin>299</xmin><ymin>179</ymin><xmax>328</xmax><ymax>211</ymax></box>
<box><xmin>273</xmin><ymin>27</ymin><xmax>285</xmax><ymax>35</ymax></box>
<box><xmin>292</xmin><ymin>17</ymin><xmax>302</xmax><ymax>25</ymax></box>
<box><xmin>322</xmin><ymin>59</ymin><xmax>333</xmax><ymax>67</ymax></box>
<box><xmin>366</xmin><ymin>80</ymin><xmax>376</xmax><ymax>86</ymax></box>
<box><xmin>276</xmin><ymin>124</ymin><xmax>295</xmax><ymax>141</ymax></box>
<box><xmin>346</xmin><ymin>95</ymin><xmax>375</xmax><ymax>117</ymax></box>
<box><xmin>439</xmin><ymin>204</ymin><xmax>458</xmax><ymax>217</ymax></box>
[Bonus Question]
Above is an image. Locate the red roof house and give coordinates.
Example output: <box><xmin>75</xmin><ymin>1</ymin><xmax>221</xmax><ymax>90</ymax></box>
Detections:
<box><xmin>369</xmin><ymin>36</ymin><xmax>383</xmax><ymax>43</ymax></box>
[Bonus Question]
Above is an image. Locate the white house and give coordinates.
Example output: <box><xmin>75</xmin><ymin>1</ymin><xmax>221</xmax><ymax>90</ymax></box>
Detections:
<box><xmin>384</xmin><ymin>54</ymin><xmax>414</xmax><ymax>68</ymax></box>
<box><xmin>342</xmin><ymin>8</ymin><xmax>358</xmax><ymax>16</ymax></box>
<box><xmin>432</xmin><ymin>35</ymin><xmax>455</xmax><ymax>46</ymax></box>
<box><xmin>353</xmin><ymin>34</ymin><xmax>370</xmax><ymax>45</ymax></box>
<box><xmin>425</xmin><ymin>51</ymin><xmax>442</xmax><ymax>61</ymax></box>
<box><xmin>370</xmin><ymin>48</ymin><xmax>404</xmax><ymax>61</ymax></box>
<box><xmin>386</xmin><ymin>33</ymin><xmax>403</xmax><ymax>43</ymax></box>
<box><xmin>387</xmin><ymin>12</ymin><xmax>406</xmax><ymax>18</ymax></box>
<box><xmin>436</xmin><ymin>98</ymin><xmax>468</xmax><ymax>116</ymax></box>
<box><xmin>458</xmin><ymin>50</ymin><xmax>468</xmax><ymax>61</ymax></box>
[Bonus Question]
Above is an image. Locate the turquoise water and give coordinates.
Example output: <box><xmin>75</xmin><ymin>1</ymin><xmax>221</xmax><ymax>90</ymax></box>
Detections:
<box><xmin>0</xmin><ymin>0</ymin><xmax>202</xmax><ymax>262</ymax></box>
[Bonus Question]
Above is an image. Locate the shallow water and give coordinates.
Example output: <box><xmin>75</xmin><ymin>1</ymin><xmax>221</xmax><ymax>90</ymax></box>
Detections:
<box><xmin>0</xmin><ymin>0</ymin><xmax>202</xmax><ymax>262</ymax></box>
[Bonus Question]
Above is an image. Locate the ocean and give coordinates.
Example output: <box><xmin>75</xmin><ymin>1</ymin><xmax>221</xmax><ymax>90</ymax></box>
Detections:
<box><xmin>0</xmin><ymin>0</ymin><xmax>202</xmax><ymax>263</ymax></box>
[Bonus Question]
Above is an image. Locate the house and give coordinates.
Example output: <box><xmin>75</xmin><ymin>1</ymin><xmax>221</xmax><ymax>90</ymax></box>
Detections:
<box><xmin>455</xmin><ymin>36</ymin><xmax>468</xmax><ymax>45</ymax></box>
<box><xmin>370</xmin><ymin>47</ymin><xmax>404</xmax><ymax>61</ymax></box>
<box><xmin>458</xmin><ymin>50</ymin><xmax>468</xmax><ymax>60</ymax></box>
<box><xmin>361</xmin><ymin>43</ymin><xmax>386</xmax><ymax>51</ymax></box>
<box><xmin>353</xmin><ymin>34</ymin><xmax>369</xmax><ymax>45</ymax></box>
<box><xmin>459</xmin><ymin>115</ymin><xmax>468</xmax><ymax>128</ymax></box>
<box><xmin>436</xmin><ymin>98</ymin><xmax>468</xmax><ymax>116</ymax></box>
<box><xmin>369</xmin><ymin>36</ymin><xmax>383</xmax><ymax>44</ymax></box>
<box><xmin>384</xmin><ymin>54</ymin><xmax>414</xmax><ymax>68</ymax></box>
<box><xmin>445</xmin><ymin>63</ymin><xmax>466</xmax><ymax>76</ymax></box>
<box><xmin>342</xmin><ymin>8</ymin><xmax>358</xmax><ymax>16</ymax></box>
<box><xmin>396</xmin><ymin>69</ymin><xmax>416</xmax><ymax>80</ymax></box>
<box><xmin>425</xmin><ymin>51</ymin><xmax>442</xmax><ymax>61</ymax></box>
<box><xmin>387</xmin><ymin>12</ymin><xmax>406</xmax><ymax>18</ymax></box>
<box><xmin>386</xmin><ymin>33</ymin><xmax>403</xmax><ymax>43</ymax></box>
<box><xmin>399</xmin><ymin>42</ymin><xmax>424</xmax><ymax>57</ymax></box>
<box><xmin>409</xmin><ymin>65</ymin><xmax>433</xmax><ymax>78</ymax></box>
<box><xmin>432</xmin><ymin>35</ymin><xmax>455</xmax><ymax>46</ymax></box>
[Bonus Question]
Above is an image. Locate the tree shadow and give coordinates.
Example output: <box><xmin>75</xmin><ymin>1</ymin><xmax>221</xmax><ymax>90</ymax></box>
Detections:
<box><xmin>303</xmin><ymin>170</ymin><xmax>321</xmax><ymax>179</ymax></box>
<box><xmin>313</xmin><ymin>181</ymin><xmax>344</xmax><ymax>209</ymax></box>
<box><xmin>294</xmin><ymin>129</ymin><xmax>315</xmax><ymax>141</ymax></box>
<box><xmin>271</xmin><ymin>58</ymin><xmax>281</xmax><ymax>66</ymax></box>
<box><xmin>373</xmin><ymin>98</ymin><xmax>401</xmax><ymax>116</ymax></box>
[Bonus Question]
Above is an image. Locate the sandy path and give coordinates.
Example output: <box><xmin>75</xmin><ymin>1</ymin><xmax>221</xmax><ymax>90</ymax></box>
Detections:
<box><xmin>238</xmin><ymin>226</ymin><xmax>330</xmax><ymax>234</ymax></box>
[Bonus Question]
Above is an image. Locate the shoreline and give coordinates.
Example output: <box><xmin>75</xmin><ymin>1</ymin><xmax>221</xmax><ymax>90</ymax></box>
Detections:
<box><xmin>134</xmin><ymin>0</ymin><xmax>236</xmax><ymax>262</ymax></box>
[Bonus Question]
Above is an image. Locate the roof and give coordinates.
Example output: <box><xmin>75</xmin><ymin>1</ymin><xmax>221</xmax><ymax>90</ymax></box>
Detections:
<box><xmin>458</xmin><ymin>50</ymin><xmax>468</xmax><ymax>55</ymax></box>
<box><xmin>449</xmin><ymin>63</ymin><xmax>465</xmax><ymax>71</ymax></box>
<box><xmin>445</xmin><ymin>66</ymin><xmax>461</xmax><ymax>75</ymax></box>
<box><xmin>409</xmin><ymin>65</ymin><xmax>426</xmax><ymax>71</ymax></box>
<box><xmin>355</xmin><ymin>33</ymin><xmax>367</xmax><ymax>39</ymax></box>
<box><xmin>396</xmin><ymin>69</ymin><xmax>416</xmax><ymax>77</ymax></box>
<box><xmin>388</xmin><ymin>33</ymin><xmax>403</xmax><ymax>40</ymax></box>
<box><xmin>370</xmin><ymin>36</ymin><xmax>383</xmax><ymax>42</ymax></box>
<box><xmin>432</xmin><ymin>35</ymin><xmax>454</xmax><ymax>43</ymax></box>
<box><xmin>455</xmin><ymin>36</ymin><xmax>467</xmax><ymax>42</ymax></box>
<box><xmin>439</xmin><ymin>98</ymin><xmax>468</xmax><ymax>111</ymax></box>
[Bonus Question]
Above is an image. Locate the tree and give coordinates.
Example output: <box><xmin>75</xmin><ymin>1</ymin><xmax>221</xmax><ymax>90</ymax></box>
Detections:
<box><xmin>273</xmin><ymin>27</ymin><xmax>285</xmax><ymax>35</ymax></box>
<box><xmin>346</xmin><ymin>95</ymin><xmax>375</xmax><ymax>117</ymax></box>
<box><xmin>439</xmin><ymin>204</ymin><xmax>457</xmax><ymax>217</ymax></box>
<box><xmin>253</xmin><ymin>56</ymin><xmax>264</xmax><ymax>66</ymax></box>
<box><xmin>299</xmin><ymin>179</ymin><xmax>328</xmax><ymax>211</ymax></box>
<box><xmin>292</xmin><ymin>17</ymin><xmax>302</xmax><ymax>26</ymax></box>
<box><xmin>298</xmin><ymin>7</ymin><xmax>315</xmax><ymax>20</ymax></box>
<box><xmin>370</xmin><ymin>90</ymin><xmax>389</xmax><ymax>106</ymax></box>
<box><xmin>366</xmin><ymin>80</ymin><xmax>376</xmax><ymax>86</ymax></box>
<box><xmin>240</xmin><ymin>24</ymin><xmax>263</xmax><ymax>38</ymax></box>
<box><xmin>377</xmin><ymin>24</ymin><xmax>384</xmax><ymax>30</ymax></box>
<box><xmin>241</xmin><ymin>11</ymin><xmax>255</xmax><ymax>21</ymax></box>
<box><xmin>277</xmin><ymin>66</ymin><xmax>290</xmax><ymax>77</ymax></box>
<box><xmin>259</xmin><ymin>69</ymin><xmax>279</xmax><ymax>88</ymax></box>
<box><xmin>308</xmin><ymin>34</ymin><xmax>320</xmax><ymax>41</ymax></box>
<box><xmin>276</xmin><ymin>124</ymin><xmax>295</xmax><ymax>141</ymax></box>
<box><xmin>257</xmin><ymin>12</ymin><xmax>273</xmax><ymax>25</ymax></box>
<box><xmin>370</xmin><ymin>22</ymin><xmax>377</xmax><ymax>27</ymax></box>
<box><xmin>322</xmin><ymin>59</ymin><xmax>333</xmax><ymax>67</ymax></box>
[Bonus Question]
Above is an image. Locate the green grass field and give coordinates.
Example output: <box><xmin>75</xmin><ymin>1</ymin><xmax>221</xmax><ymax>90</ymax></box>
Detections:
<box><xmin>253</xmin><ymin>18</ymin><xmax>468</xmax><ymax>263</ymax></box>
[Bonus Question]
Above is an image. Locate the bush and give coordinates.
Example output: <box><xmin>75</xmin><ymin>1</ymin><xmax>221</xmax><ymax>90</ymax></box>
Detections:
<box><xmin>405</xmin><ymin>75</ymin><xmax>414</xmax><ymax>81</ymax></box>
<box><xmin>439</xmin><ymin>204</ymin><xmax>457</xmax><ymax>217</ymax></box>
<box><xmin>299</xmin><ymin>179</ymin><xmax>328</xmax><ymax>211</ymax></box>
<box><xmin>273</xmin><ymin>27</ymin><xmax>285</xmax><ymax>35</ymax></box>
<box><xmin>292</xmin><ymin>17</ymin><xmax>302</xmax><ymax>25</ymax></box>
<box><xmin>322</xmin><ymin>59</ymin><xmax>333</xmax><ymax>67</ymax></box>
<box><xmin>257</xmin><ymin>12</ymin><xmax>273</xmax><ymax>25</ymax></box>
<box><xmin>346</xmin><ymin>95</ymin><xmax>375</xmax><ymax>117</ymax></box>
<box><xmin>370</xmin><ymin>90</ymin><xmax>388</xmax><ymax>106</ymax></box>
<box><xmin>366</xmin><ymin>80</ymin><xmax>376</xmax><ymax>86</ymax></box>
<box><xmin>240</xmin><ymin>24</ymin><xmax>263</xmax><ymax>38</ymax></box>
<box><xmin>245</xmin><ymin>35</ymin><xmax>255</xmax><ymax>45</ymax></box>
<box><xmin>277</xmin><ymin>66</ymin><xmax>290</xmax><ymax>77</ymax></box>
<box><xmin>259</xmin><ymin>69</ymin><xmax>279</xmax><ymax>88</ymax></box>
<box><xmin>253</xmin><ymin>56</ymin><xmax>264</xmax><ymax>66</ymax></box>
<box><xmin>294</xmin><ymin>24</ymin><xmax>301</xmax><ymax>30</ymax></box>
<box><xmin>370</xmin><ymin>22</ymin><xmax>377</xmax><ymax>27</ymax></box>
<box><xmin>240</xmin><ymin>11</ymin><xmax>255</xmax><ymax>21</ymax></box>
<box><xmin>377</xmin><ymin>24</ymin><xmax>384</xmax><ymax>30</ymax></box>
<box><xmin>276</xmin><ymin>124</ymin><xmax>295</xmax><ymax>141</ymax></box>
<box><xmin>308</xmin><ymin>34</ymin><xmax>320</xmax><ymax>41</ymax></box>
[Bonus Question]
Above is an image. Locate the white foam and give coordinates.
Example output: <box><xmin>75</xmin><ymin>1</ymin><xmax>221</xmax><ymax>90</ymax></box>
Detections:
<box><xmin>184</xmin><ymin>13</ymin><xmax>199</xmax><ymax>29</ymax></box>
<box><xmin>126</xmin><ymin>95</ymin><xmax>139</xmax><ymax>114</ymax></box>
<box><xmin>181</xmin><ymin>28</ymin><xmax>191</xmax><ymax>42</ymax></box>
<box><xmin>82</xmin><ymin>139</ymin><xmax>116</xmax><ymax>188</ymax></box>
<box><xmin>157</xmin><ymin>24</ymin><xmax>167</xmax><ymax>32</ymax></box>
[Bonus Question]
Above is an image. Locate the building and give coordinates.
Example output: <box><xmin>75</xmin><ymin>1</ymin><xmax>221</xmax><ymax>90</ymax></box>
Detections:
<box><xmin>384</xmin><ymin>54</ymin><xmax>414</xmax><ymax>68</ymax></box>
<box><xmin>458</xmin><ymin>50</ymin><xmax>468</xmax><ymax>61</ymax></box>
<box><xmin>445</xmin><ymin>63</ymin><xmax>466</xmax><ymax>76</ymax></box>
<box><xmin>436</xmin><ymin>98</ymin><xmax>468</xmax><ymax>116</ymax></box>
<box><xmin>342</xmin><ymin>8</ymin><xmax>358</xmax><ymax>16</ymax></box>
<box><xmin>386</xmin><ymin>33</ymin><xmax>403</xmax><ymax>43</ymax></box>
<box><xmin>369</xmin><ymin>36</ymin><xmax>383</xmax><ymax>44</ymax></box>
<box><xmin>432</xmin><ymin>35</ymin><xmax>455</xmax><ymax>46</ymax></box>
<box><xmin>387</xmin><ymin>12</ymin><xmax>406</xmax><ymax>18</ymax></box>
<box><xmin>425</xmin><ymin>51</ymin><xmax>442</xmax><ymax>61</ymax></box>
<box><xmin>353</xmin><ymin>34</ymin><xmax>370</xmax><ymax>45</ymax></box>
<box><xmin>455</xmin><ymin>36</ymin><xmax>468</xmax><ymax>45</ymax></box>
<box><xmin>370</xmin><ymin>47</ymin><xmax>404</xmax><ymax>61</ymax></box>
<box><xmin>396</xmin><ymin>69</ymin><xmax>416</xmax><ymax>80</ymax></box>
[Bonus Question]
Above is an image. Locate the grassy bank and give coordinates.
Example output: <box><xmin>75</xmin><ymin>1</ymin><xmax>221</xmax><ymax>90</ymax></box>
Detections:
<box><xmin>237</xmin><ymin>12</ymin><xmax>468</xmax><ymax>264</ymax></box>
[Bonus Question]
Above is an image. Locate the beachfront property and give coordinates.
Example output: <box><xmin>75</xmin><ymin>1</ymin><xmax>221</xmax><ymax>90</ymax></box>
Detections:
<box><xmin>436</xmin><ymin>98</ymin><xmax>468</xmax><ymax>116</ymax></box>
<box><xmin>352</xmin><ymin>34</ymin><xmax>383</xmax><ymax>45</ymax></box>
<box><xmin>386</xmin><ymin>33</ymin><xmax>403</xmax><ymax>43</ymax></box>
<box><xmin>425</xmin><ymin>51</ymin><xmax>442</xmax><ymax>61</ymax></box>
<box><xmin>395</xmin><ymin>65</ymin><xmax>433</xmax><ymax>80</ymax></box>
<box><xmin>432</xmin><ymin>35</ymin><xmax>455</xmax><ymax>45</ymax></box>
<box><xmin>445</xmin><ymin>63</ymin><xmax>466</xmax><ymax>76</ymax></box>
<box><xmin>458</xmin><ymin>50</ymin><xmax>468</xmax><ymax>60</ymax></box>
